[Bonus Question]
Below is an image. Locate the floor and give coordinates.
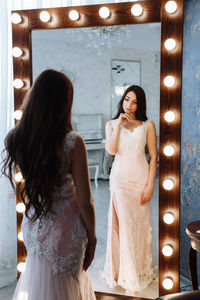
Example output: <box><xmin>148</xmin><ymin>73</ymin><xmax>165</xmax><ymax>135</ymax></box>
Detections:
<box><xmin>0</xmin><ymin>176</ymin><xmax>191</xmax><ymax>300</ymax></box>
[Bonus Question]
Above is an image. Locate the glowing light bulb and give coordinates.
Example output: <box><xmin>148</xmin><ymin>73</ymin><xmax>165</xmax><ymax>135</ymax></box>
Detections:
<box><xmin>13</xmin><ymin>79</ymin><xmax>24</xmax><ymax>89</ymax></box>
<box><xmin>162</xmin><ymin>245</ymin><xmax>173</xmax><ymax>256</ymax></box>
<box><xmin>14</xmin><ymin>110</ymin><xmax>22</xmax><ymax>120</ymax></box>
<box><xmin>11</xmin><ymin>13</ymin><xmax>22</xmax><ymax>24</ymax></box>
<box><xmin>164</xmin><ymin>111</ymin><xmax>175</xmax><ymax>122</ymax></box>
<box><xmin>12</xmin><ymin>47</ymin><xmax>23</xmax><ymax>57</ymax></box>
<box><xmin>69</xmin><ymin>10</ymin><xmax>80</xmax><ymax>21</ymax></box>
<box><xmin>16</xmin><ymin>203</ymin><xmax>25</xmax><ymax>213</ymax></box>
<box><xmin>163</xmin><ymin>179</ymin><xmax>174</xmax><ymax>190</ymax></box>
<box><xmin>39</xmin><ymin>11</ymin><xmax>51</xmax><ymax>22</ymax></box>
<box><xmin>131</xmin><ymin>4</ymin><xmax>143</xmax><ymax>16</ymax></box>
<box><xmin>163</xmin><ymin>277</ymin><xmax>174</xmax><ymax>290</ymax></box>
<box><xmin>18</xmin><ymin>232</ymin><xmax>23</xmax><ymax>241</ymax></box>
<box><xmin>163</xmin><ymin>212</ymin><xmax>175</xmax><ymax>224</ymax></box>
<box><xmin>17</xmin><ymin>262</ymin><xmax>26</xmax><ymax>273</ymax></box>
<box><xmin>164</xmin><ymin>76</ymin><xmax>175</xmax><ymax>87</ymax></box>
<box><xmin>165</xmin><ymin>1</ymin><xmax>177</xmax><ymax>14</ymax></box>
<box><xmin>14</xmin><ymin>172</ymin><xmax>23</xmax><ymax>183</ymax></box>
<box><xmin>164</xmin><ymin>38</ymin><xmax>176</xmax><ymax>51</ymax></box>
<box><xmin>99</xmin><ymin>7</ymin><xmax>110</xmax><ymax>19</ymax></box>
<box><xmin>163</xmin><ymin>145</ymin><xmax>175</xmax><ymax>156</ymax></box>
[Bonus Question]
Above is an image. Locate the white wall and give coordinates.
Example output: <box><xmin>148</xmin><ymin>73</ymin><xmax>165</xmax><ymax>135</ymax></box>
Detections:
<box><xmin>32</xmin><ymin>33</ymin><xmax>160</xmax><ymax>137</ymax></box>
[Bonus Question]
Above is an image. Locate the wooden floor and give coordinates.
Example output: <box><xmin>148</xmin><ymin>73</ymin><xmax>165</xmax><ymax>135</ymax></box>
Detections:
<box><xmin>95</xmin><ymin>291</ymin><xmax>152</xmax><ymax>300</ymax></box>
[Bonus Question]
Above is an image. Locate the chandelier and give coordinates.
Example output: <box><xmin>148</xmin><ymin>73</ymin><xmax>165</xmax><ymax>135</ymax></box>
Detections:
<box><xmin>66</xmin><ymin>25</ymin><xmax>131</xmax><ymax>55</ymax></box>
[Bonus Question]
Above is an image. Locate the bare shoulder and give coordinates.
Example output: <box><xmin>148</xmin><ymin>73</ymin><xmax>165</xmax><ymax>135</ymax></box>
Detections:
<box><xmin>74</xmin><ymin>134</ymin><xmax>86</xmax><ymax>151</ymax></box>
<box><xmin>146</xmin><ymin>120</ymin><xmax>156</xmax><ymax>130</ymax></box>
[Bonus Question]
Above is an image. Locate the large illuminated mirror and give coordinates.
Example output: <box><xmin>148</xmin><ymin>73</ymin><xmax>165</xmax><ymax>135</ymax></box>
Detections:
<box><xmin>32</xmin><ymin>23</ymin><xmax>161</xmax><ymax>298</ymax></box>
<box><xmin>12</xmin><ymin>0</ymin><xmax>183</xmax><ymax>298</ymax></box>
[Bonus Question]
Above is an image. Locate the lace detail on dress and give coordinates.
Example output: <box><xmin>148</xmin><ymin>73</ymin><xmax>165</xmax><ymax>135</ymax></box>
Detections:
<box><xmin>22</xmin><ymin>131</ymin><xmax>88</xmax><ymax>276</ymax></box>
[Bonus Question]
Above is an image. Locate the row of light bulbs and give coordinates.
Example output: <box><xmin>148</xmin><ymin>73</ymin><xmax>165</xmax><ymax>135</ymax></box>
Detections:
<box><xmin>11</xmin><ymin>1</ymin><xmax>178</xmax><ymax>25</ymax></box>
<box><xmin>13</xmin><ymin>0</ymin><xmax>179</xmax><ymax>291</ymax></box>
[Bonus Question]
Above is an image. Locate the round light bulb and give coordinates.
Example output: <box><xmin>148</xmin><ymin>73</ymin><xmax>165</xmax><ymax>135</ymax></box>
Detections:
<box><xmin>12</xmin><ymin>47</ymin><xmax>23</xmax><ymax>57</ymax></box>
<box><xmin>99</xmin><ymin>7</ymin><xmax>110</xmax><ymax>19</ymax></box>
<box><xmin>16</xmin><ymin>203</ymin><xmax>26</xmax><ymax>213</ymax></box>
<box><xmin>131</xmin><ymin>4</ymin><xmax>143</xmax><ymax>17</ymax></box>
<box><xmin>14</xmin><ymin>110</ymin><xmax>23</xmax><ymax>120</ymax></box>
<box><xmin>163</xmin><ymin>212</ymin><xmax>175</xmax><ymax>224</ymax></box>
<box><xmin>39</xmin><ymin>11</ymin><xmax>51</xmax><ymax>22</ymax></box>
<box><xmin>164</xmin><ymin>38</ymin><xmax>176</xmax><ymax>51</ymax></box>
<box><xmin>162</xmin><ymin>245</ymin><xmax>173</xmax><ymax>256</ymax></box>
<box><xmin>17</xmin><ymin>262</ymin><xmax>26</xmax><ymax>273</ymax></box>
<box><xmin>164</xmin><ymin>75</ymin><xmax>175</xmax><ymax>87</ymax></box>
<box><xmin>165</xmin><ymin>1</ymin><xmax>177</xmax><ymax>14</ymax></box>
<box><xmin>163</xmin><ymin>145</ymin><xmax>175</xmax><ymax>156</ymax></box>
<box><xmin>14</xmin><ymin>172</ymin><xmax>23</xmax><ymax>183</ymax></box>
<box><xmin>11</xmin><ymin>13</ymin><xmax>22</xmax><ymax>24</ymax></box>
<box><xmin>69</xmin><ymin>10</ymin><xmax>80</xmax><ymax>21</ymax></box>
<box><xmin>18</xmin><ymin>232</ymin><xmax>23</xmax><ymax>241</ymax></box>
<box><xmin>164</xmin><ymin>111</ymin><xmax>175</xmax><ymax>122</ymax></box>
<box><xmin>13</xmin><ymin>79</ymin><xmax>24</xmax><ymax>89</ymax></box>
<box><xmin>163</xmin><ymin>277</ymin><xmax>174</xmax><ymax>290</ymax></box>
<box><xmin>163</xmin><ymin>179</ymin><xmax>174</xmax><ymax>190</ymax></box>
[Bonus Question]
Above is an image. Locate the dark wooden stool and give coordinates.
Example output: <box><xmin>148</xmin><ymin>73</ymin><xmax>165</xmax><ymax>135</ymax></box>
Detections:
<box><xmin>186</xmin><ymin>220</ymin><xmax>200</xmax><ymax>290</ymax></box>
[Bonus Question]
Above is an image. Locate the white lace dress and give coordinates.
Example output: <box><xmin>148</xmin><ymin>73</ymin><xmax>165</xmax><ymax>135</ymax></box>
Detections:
<box><xmin>103</xmin><ymin>120</ymin><xmax>154</xmax><ymax>292</ymax></box>
<box><xmin>13</xmin><ymin>132</ymin><xmax>96</xmax><ymax>300</ymax></box>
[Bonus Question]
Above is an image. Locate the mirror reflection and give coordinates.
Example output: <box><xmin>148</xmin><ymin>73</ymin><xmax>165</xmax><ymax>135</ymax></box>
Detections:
<box><xmin>32</xmin><ymin>23</ymin><xmax>161</xmax><ymax>298</ymax></box>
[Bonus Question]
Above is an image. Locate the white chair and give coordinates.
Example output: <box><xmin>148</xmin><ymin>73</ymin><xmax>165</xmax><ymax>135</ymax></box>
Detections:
<box><xmin>88</xmin><ymin>159</ymin><xmax>99</xmax><ymax>188</ymax></box>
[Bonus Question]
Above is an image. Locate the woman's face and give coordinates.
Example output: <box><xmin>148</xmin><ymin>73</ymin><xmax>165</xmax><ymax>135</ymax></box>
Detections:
<box><xmin>122</xmin><ymin>91</ymin><xmax>138</xmax><ymax>115</ymax></box>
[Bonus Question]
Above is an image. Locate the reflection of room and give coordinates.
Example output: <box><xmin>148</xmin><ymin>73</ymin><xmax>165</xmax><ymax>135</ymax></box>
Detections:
<box><xmin>32</xmin><ymin>24</ymin><xmax>160</xmax><ymax>298</ymax></box>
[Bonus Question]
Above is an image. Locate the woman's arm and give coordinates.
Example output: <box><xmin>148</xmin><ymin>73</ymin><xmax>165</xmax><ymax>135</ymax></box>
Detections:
<box><xmin>71</xmin><ymin>135</ymin><xmax>97</xmax><ymax>270</ymax></box>
<box><xmin>105</xmin><ymin>114</ymin><xmax>131</xmax><ymax>155</ymax></box>
<box><xmin>140</xmin><ymin>121</ymin><xmax>157</xmax><ymax>205</ymax></box>
<box><xmin>105</xmin><ymin>121</ymin><xmax>120</xmax><ymax>155</ymax></box>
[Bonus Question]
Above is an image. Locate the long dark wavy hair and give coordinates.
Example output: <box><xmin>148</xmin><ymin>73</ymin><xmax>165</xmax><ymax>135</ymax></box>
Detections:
<box><xmin>1</xmin><ymin>69</ymin><xmax>73</xmax><ymax>221</ymax></box>
<box><xmin>113</xmin><ymin>85</ymin><xmax>148</xmax><ymax>121</ymax></box>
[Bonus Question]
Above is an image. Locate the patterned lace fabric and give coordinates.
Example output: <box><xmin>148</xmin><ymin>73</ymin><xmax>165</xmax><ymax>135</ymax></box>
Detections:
<box><xmin>22</xmin><ymin>132</ymin><xmax>87</xmax><ymax>277</ymax></box>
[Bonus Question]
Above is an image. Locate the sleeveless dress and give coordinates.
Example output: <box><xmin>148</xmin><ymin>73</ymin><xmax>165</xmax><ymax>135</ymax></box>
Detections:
<box><xmin>13</xmin><ymin>132</ymin><xmax>96</xmax><ymax>300</ymax></box>
<box><xmin>103</xmin><ymin>119</ymin><xmax>154</xmax><ymax>292</ymax></box>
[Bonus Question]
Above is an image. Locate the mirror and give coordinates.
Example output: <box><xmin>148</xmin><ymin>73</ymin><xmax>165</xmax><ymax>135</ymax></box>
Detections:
<box><xmin>12</xmin><ymin>1</ymin><xmax>184</xmax><ymax>297</ymax></box>
<box><xmin>31</xmin><ymin>23</ymin><xmax>161</xmax><ymax>298</ymax></box>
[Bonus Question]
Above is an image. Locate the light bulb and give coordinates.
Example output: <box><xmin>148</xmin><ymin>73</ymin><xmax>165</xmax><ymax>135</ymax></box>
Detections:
<box><xmin>163</xmin><ymin>145</ymin><xmax>175</xmax><ymax>156</ymax></box>
<box><xmin>163</xmin><ymin>212</ymin><xmax>175</xmax><ymax>224</ymax></box>
<box><xmin>131</xmin><ymin>4</ymin><xmax>143</xmax><ymax>17</ymax></box>
<box><xmin>163</xmin><ymin>179</ymin><xmax>174</xmax><ymax>190</ymax></box>
<box><xmin>13</xmin><ymin>79</ymin><xmax>24</xmax><ymax>89</ymax></box>
<box><xmin>164</xmin><ymin>38</ymin><xmax>176</xmax><ymax>51</ymax></box>
<box><xmin>14</xmin><ymin>172</ymin><xmax>23</xmax><ymax>183</ymax></box>
<box><xmin>162</xmin><ymin>245</ymin><xmax>173</xmax><ymax>256</ymax></box>
<box><xmin>40</xmin><ymin>11</ymin><xmax>51</xmax><ymax>22</ymax></box>
<box><xmin>165</xmin><ymin>1</ymin><xmax>177</xmax><ymax>14</ymax></box>
<box><xmin>163</xmin><ymin>277</ymin><xmax>174</xmax><ymax>290</ymax></box>
<box><xmin>18</xmin><ymin>232</ymin><xmax>23</xmax><ymax>241</ymax></box>
<box><xmin>164</xmin><ymin>111</ymin><xmax>175</xmax><ymax>122</ymax></box>
<box><xmin>17</xmin><ymin>262</ymin><xmax>26</xmax><ymax>273</ymax></box>
<box><xmin>16</xmin><ymin>203</ymin><xmax>25</xmax><ymax>213</ymax></box>
<box><xmin>69</xmin><ymin>10</ymin><xmax>80</xmax><ymax>21</ymax></box>
<box><xmin>99</xmin><ymin>7</ymin><xmax>110</xmax><ymax>19</ymax></box>
<box><xmin>11</xmin><ymin>13</ymin><xmax>22</xmax><ymax>24</ymax></box>
<box><xmin>12</xmin><ymin>47</ymin><xmax>23</xmax><ymax>57</ymax></box>
<box><xmin>164</xmin><ymin>76</ymin><xmax>175</xmax><ymax>87</ymax></box>
<box><xmin>14</xmin><ymin>110</ymin><xmax>22</xmax><ymax>120</ymax></box>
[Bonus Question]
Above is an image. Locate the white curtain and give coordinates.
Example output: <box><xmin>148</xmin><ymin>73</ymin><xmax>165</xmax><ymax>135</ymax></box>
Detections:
<box><xmin>0</xmin><ymin>0</ymin><xmax>130</xmax><ymax>288</ymax></box>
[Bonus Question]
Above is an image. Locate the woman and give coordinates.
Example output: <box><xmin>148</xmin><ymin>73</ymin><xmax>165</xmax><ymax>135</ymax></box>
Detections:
<box><xmin>103</xmin><ymin>85</ymin><xmax>157</xmax><ymax>296</ymax></box>
<box><xmin>1</xmin><ymin>69</ymin><xmax>97</xmax><ymax>300</ymax></box>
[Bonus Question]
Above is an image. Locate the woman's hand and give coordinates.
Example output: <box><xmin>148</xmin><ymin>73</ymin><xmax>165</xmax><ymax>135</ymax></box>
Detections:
<box><xmin>83</xmin><ymin>237</ymin><xmax>97</xmax><ymax>271</ymax></box>
<box><xmin>116</xmin><ymin>113</ymin><xmax>133</xmax><ymax>126</ymax></box>
<box><xmin>140</xmin><ymin>185</ymin><xmax>153</xmax><ymax>205</ymax></box>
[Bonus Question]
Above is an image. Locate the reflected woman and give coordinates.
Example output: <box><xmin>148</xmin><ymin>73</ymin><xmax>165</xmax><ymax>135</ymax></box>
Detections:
<box><xmin>103</xmin><ymin>85</ymin><xmax>157</xmax><ymax>296</ymax></box>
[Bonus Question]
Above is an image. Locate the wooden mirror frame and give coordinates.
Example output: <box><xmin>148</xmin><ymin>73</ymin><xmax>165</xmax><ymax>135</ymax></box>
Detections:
<box><xmin>12</xmin><ymin>0</ymin><xmax>183</xmax><ymax>297</ymax></box>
